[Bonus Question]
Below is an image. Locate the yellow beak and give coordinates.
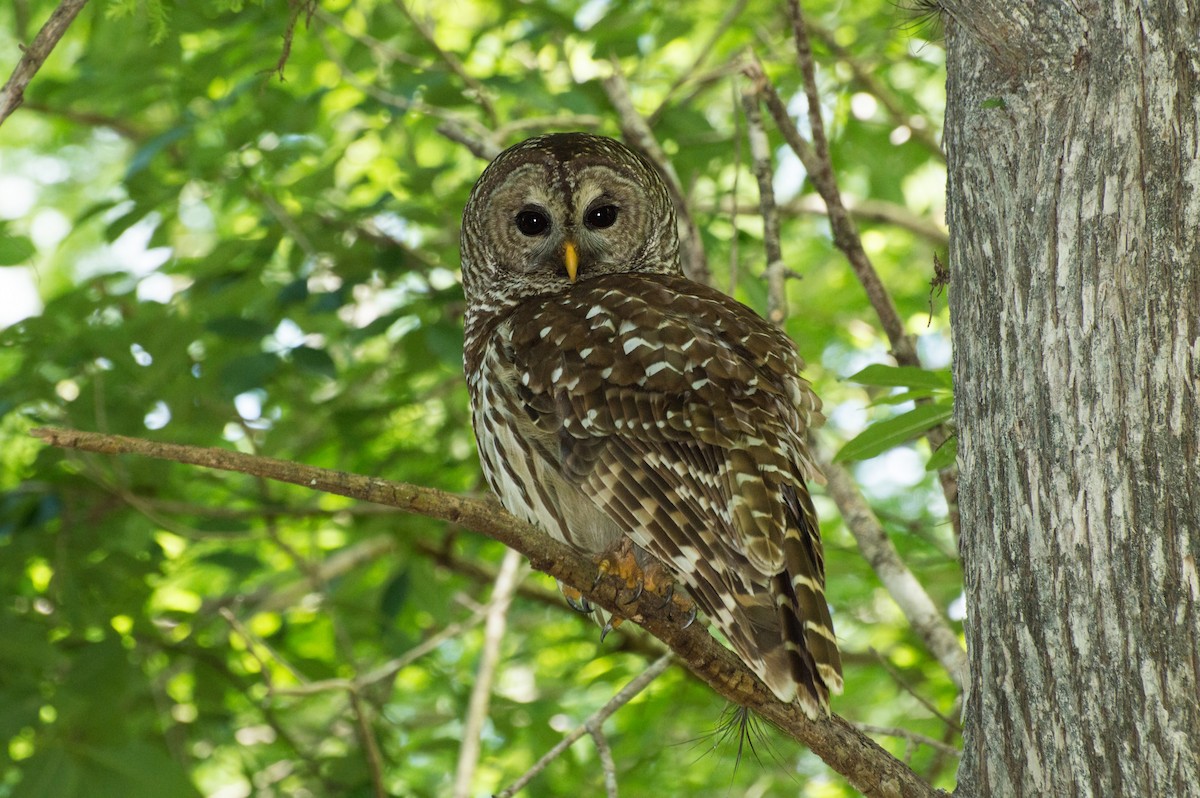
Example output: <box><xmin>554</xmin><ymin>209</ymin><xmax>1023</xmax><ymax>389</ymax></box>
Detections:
<box><xmin>564</xmin><ymin>241</ymin><xmax>579</xmax><ymax>283</ymax></box>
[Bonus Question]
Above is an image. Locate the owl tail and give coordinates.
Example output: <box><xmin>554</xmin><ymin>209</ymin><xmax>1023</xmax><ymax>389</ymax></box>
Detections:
<box><xmin>718</xmin><ymin>523</ymin><xmax>842</xmax><ymax>720</ymax></box>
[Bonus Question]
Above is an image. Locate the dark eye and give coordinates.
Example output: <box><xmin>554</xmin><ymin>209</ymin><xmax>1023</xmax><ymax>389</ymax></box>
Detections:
<box><xmin>585</xmin><ymin>204</ymin><xmax>619</xmax><ymax>230</ymax></box>
<box><xmin>515</xmin><ymin>208</ymin><xmax>550</xmax><ymax>236</ymax></box>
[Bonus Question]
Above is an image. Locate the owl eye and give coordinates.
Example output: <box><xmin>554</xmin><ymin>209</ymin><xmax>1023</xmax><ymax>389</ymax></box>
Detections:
<box><xmin>585</xmin><ymin>204</ymin><xmax>619</xmax><ymax>230</ymax></box>
<box><xmin>514</xmin><ymin>208</ymin><xmax>551</xmax><ymax>236</ymax></box>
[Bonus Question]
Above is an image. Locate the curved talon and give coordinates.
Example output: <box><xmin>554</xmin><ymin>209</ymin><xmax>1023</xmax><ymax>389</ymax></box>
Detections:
<box><xmin>592</xmin><ymin>572</ymin><xmax>604</xmax><ymax>590</ymax></box>
<box><xmin>600</xmin><ymin>620</ymin><xmax>614</xmax><ymax>642</ymax></box>
<box><xmin>622</xmin><ymin>581</ymin><xmax>645</xmax><ymax>605</ymax></box>
<box><xmin>565</xmin><ymin>594</ymin><xmax>595</xmax><ymax>615</ymax></box>
<box><xmin>680</xmin><ymin>606</ymin><xmax>698</xmax><ymax>630</ymax></box>
<box><xmin>656</xmin><ymin>583</ymin><xmax>675</xmax><ymax>609</ymax></box>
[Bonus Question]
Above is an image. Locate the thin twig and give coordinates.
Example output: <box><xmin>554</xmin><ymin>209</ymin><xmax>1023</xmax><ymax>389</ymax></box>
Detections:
<box><xmin>453</xmin><ymin>549</ymin><xmax>525</xmax><ymax>798</ymax></box>
<box><xmin>739</xmin><ymin>87</ymin><xmax>787</xmax><ymax>325</ymax></box>
<box><xmin>588</xmin><ymin>722</ymin><xmax>619</xmax><ymax>798</ymax></box>
<box><xmin>747</xmin><ymin>58</ymin><xmax>916</xmax><ymax>367</ymax></box>
<box><xmin>729</xmin><ymin>84</ymin><xmax>743</xmax><ymax>295</ymax></box>
<box><xmin>392</xmin><ymin>0</ymin><xmax>498</xmax><ymax>124</ymax></box>
<box><xmin>870</xmin><ymin>649</ymin><xmax>961</xmax><ymax>730</ymax></box>
<box><xmin>856</xmin><ymin>724</ymin><xmax>961</xmax><ymax>758</ymax></box>
<box><xmin>703</xmin><ymin>195</ymin><xmax>949</xmax><ymax>248</ymax></box>
<box><xmin>602</xmin><ymin>65</ymin><xmax>710</xmax><ymax>285</ymax></box>
<box><xmin>436</xmin><ymin>119</ymin><xmax>501</xmax><ymax>160</ymax></box>
<box><xmin>273</xmin><ymin>600</ymin><xmax>491</xmax><ymax>697</ymax></box>
<box><xmin>821</xmin><ymin>452</ymin><xmax>967</xmax><ymax>689</ymax></box>
<box><xmin>316</xmin><ymin>28</ymin><xmax>499</xmax><ymax>154</ymax></box>
<box><xmin>19</xmin><ymin>100</ymin><xmax>145</xmax><ymax>138</ymax></box>
<box><xmin>646</xmin><ymin>0</ymin><xmax>751</xmax><ymax>126</ymax></box>
<box><xmin>808</xmin><ymin>23</ymin><xmax>944</xmax><ymax>160</ymax></box>
<box><xmin>0</xmin><ymin>0</ymin><xmax>91</xmax><ymax>128</ymax></box>
<box><xmin>494</xmin><ymin>653</ymin><xmax>673</xmax><ymax>798</ymax></box>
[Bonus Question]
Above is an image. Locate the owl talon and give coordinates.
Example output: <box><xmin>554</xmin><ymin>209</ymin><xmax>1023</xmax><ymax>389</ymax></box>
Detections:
<box><xmin>600</xmin><ymin>620</ymin><xmax>614</xmax><ymax>642</ymax></box>
<box><xmin>566</xmin><ymin>594</ymin><xmax>594</xmax><ymax>614</ymax></box>
<box><xmin>680</xmin><ymin>606</ymin><xmax>698</xmax><ymax>630</ymax></box>
<box><xmin>656</xmin><ymin>583</ymin><xmax>674</xmax><ymax>609</ymax></box>
<box><xmin>622</xmin><ymin>581</ymin><xmax>645</xmax><ymax>605</ymax></box>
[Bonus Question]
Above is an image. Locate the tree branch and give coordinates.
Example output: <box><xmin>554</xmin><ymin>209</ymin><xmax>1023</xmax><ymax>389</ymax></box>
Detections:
<box><xmin>602</xmin><ymin>65</ymin><xmax>711</xmax><ymax>285</ymax></box>
<box><xmin>452</xmin><ymin>549</ymin><xmax>525</xmax><ymax>798</ymax></box>
<box><xmin>31</xmin><ymin>426</ymin><xmax>945</xmax><ymax>798</ymax></box>
<box><xmin>740</xmin><ymin>87</ymin><xmax>787</xmax><ymax>325</ymax></box>
<box><xmin>0</xmin><ymin>0</ymin><xmax>91</xmax><ymax>128</ymax></box>
<box><xmin>391</xmin><ymin>0</ymin><xmax>498</xmax><ymax>125</ymax></box>
<box><xmin>494</xmin><ymin>654</ymin><xmax>673</xmax><ymax>798</ymax></box>
<box><xmin>807</xmin><ymin>23</ymin><xmax>945</xmax><ymax>161</ymax></box>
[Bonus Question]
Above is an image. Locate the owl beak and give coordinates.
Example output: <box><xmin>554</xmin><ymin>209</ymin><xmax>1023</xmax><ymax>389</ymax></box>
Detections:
<box><xmin>563</xmin><ymin>241</ymin><xmax>579</xmax><ymax>282</ymax></box>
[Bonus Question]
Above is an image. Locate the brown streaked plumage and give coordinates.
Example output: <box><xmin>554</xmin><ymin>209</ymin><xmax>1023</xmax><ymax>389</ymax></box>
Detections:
<box><xmin>461</xmin><ymin>132</ymin><xmax>842</xmax><ymax>717</ymax></box>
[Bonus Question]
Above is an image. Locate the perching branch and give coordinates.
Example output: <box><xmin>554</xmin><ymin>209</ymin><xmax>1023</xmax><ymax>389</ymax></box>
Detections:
<box><xmin>31</xmin><ymin>426</ymin><xmax>945</xmax><ymax>798</ymax></box>
<box><xmin>0</xmin><ymin>0</ymin><xmax>91</xmax><ymax>128</ymax></box>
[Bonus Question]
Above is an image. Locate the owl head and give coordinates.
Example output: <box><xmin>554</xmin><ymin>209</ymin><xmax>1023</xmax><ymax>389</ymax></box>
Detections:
<box><xmin>460</xmin><ymin>133</ymin><xmax>682</xmax><ymax>309</ymax></box>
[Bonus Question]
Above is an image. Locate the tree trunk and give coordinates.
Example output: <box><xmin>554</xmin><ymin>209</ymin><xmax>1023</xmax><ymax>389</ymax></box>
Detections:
<box><xmin>945</xmin><ymin>2</ymin><xmax>1200</xmax><ymax>795</ymax></box>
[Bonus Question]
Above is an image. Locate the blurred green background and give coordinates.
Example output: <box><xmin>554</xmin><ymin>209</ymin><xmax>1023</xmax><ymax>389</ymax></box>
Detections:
<box><xmin>0</xmin><ymin>1</ymin><xmax>957</xmax><ymax>795</ymax></box>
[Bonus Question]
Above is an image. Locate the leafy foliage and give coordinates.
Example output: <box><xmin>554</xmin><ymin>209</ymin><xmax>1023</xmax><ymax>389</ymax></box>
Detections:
<box><xmin>0</xmin><ymin>0</ymin><xmax>957</xmax><ymax>795</ymax></box>
<box><xmin>835</xmin><ymin>365</ymin><xmax>954</xmax><ymax>466</ymax></box>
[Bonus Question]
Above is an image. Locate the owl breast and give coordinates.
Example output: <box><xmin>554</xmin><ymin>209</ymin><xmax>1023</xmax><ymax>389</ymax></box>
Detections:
<box><xmin>468</xmin><ymin>322</ymin><xmax>626</xmax><ymax>555</ymax></box>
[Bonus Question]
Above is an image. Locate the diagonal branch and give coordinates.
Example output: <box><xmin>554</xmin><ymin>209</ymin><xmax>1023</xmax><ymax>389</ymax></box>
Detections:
<box><xmin>31</xmin><ymin>426</ymin><xmax>945</xmax><ymax>798</ymax></box>
<box><xmin>747</xmin><ymin>1</ymin><xmax>961</xmax><ymax>543</ymax></box>
<box><xmin>744</xmin><ymin>57</ymin><xmax>917</xmax><ymax>369</ymax></box>
<box><xmin>0</xmin><ymin>0</ymin><xmax>91</xmax><ymax>128</ymax></box>
<box><xmin>821</xmin><ymin>455</ymin><xmax>967</xmax><ymax>689</ymax></box>
<box><xmin>602</xmin><ymin>65</ymin><xmax>711</xmax><ymax>285</ymax></box>
<box><xmin>391</xmin><ymin>0</ymin><xmax>498</xmax><ymax>125</ymax></box>
<box><xmin>494</xmin><ymin>653</ymin><xmax>674</xmax><ymax>798</ymax></box>
<box><xmin>452</xmin><ymin>548</ymin><xmax>525</xmax><ymax>798</ymax></box>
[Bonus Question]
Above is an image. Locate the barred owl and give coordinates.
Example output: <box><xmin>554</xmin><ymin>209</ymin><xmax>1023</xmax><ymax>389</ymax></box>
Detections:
<box><xmin>460</xmin><ymin>133</ymin><xmax>842</xmax><ymax>717</ymax></box>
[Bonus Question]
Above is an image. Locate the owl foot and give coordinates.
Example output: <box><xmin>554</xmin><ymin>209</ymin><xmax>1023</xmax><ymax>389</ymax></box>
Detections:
<box><xmin>596</xmin><ymin>537</ymin><xmax>644</xmax><ymax>592</ymax></box>
<box><xmin>636</xmin><ymin>559</ymin><xmax>695</xmax><ymax>627</ymax></box>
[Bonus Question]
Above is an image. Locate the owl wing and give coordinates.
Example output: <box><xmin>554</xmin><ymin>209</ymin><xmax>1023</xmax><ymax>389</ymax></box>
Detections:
<box><xmin>503</xmin><ymin>272</ymin><xmax>843</xmax><ymax>716</ymax></box>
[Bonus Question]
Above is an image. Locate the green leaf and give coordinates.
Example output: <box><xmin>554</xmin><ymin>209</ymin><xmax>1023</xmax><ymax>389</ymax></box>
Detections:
<box><xmin>868</xmin><ymin>388</ymin><xmax>938</xmax><ymax>407</ymax></box>
<box><xmin>0</xmin><ymin>234</ymin><xmax>36</xmax><ymax>265</ymax></box>
<box><xmin>218</xmin><ymin>353</ymin><xmax>278</xmax><ymax>396</ymax></box>
<box><xmin>845</xmin><ymin>364</ymin><xmax>953</xmax><ymax>391</ymax></box>
<box><xmin>206</xmin><ymin>317</ymin><xmax>272</xmax><ymax>339</ymax></box>
<box><xmin>834</xmin><ymin>402</ymin><xmax>954</xmax><ymax>462</ymax></box>
<box><xmin>926</xmin><ymin>436</ymin><xmax>958</xmax><ymax>471</ymax></box>
<box><xmin>379</xmin><ymin>568</ymin><xmax>411</xmax><ymax>624</ymax></box>
<box><xmin>292</xmin><ymin>345</ymin><xmax>337</xmax><ymax>379</ymax></box>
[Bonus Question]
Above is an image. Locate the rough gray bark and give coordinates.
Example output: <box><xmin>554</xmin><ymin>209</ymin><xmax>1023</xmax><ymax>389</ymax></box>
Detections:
<box><xmin>945</xmin><ymin>2</ymin><xmax>1200</xmax><ymax>795</ymax></box>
